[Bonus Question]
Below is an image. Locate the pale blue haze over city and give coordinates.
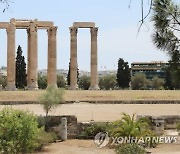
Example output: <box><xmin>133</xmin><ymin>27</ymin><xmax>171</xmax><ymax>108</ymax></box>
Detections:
<box><xmin>0</xmin><ymin>0</ymin><xmax>172</xmax><ymax>71</ymax></box>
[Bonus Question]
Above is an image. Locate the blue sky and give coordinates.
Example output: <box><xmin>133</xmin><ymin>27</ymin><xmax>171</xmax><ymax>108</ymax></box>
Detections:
<box><xmin>0</xmin><ymin>0</ymin><xmax>170</xmax><ymax>71</ymax></box>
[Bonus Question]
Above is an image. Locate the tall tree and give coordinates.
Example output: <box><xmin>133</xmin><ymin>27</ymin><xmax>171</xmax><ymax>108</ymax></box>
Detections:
<box><xmin>66</xmin><ymin>60</ymin><xmax>79</xmax><ymax>86</ymax></box>
<box><xmin>152</xmin><ymin>0</ymin><xmax>180</xmax><ymax>56</ymax></box>
<box><xmin>151</xmin><ymin>76</ymin><xmax>164</xmax><ymax>90</ymax></box>
<box><xmin>78</xmin><ymin>75</ymin><xmax>90</xmax><ymax>90</ymax></box>
<box><xmin>152</xmin><ymin>0</ymin><xmax>180</xmax><ymax>89</ymax></box>
<box><xmin>168</xmin><ymin>50</ymin><xmax>180</xmax><ymax>89</ymax></box>
<box><xmin>0</xmin><ymin>76</ymin><xmax>7</xmax><ymax>88</ymax></box>
<box><xmin>99</xmin><ymin>75</ymin><xmax>117</xmax><ymax>90</ymax></box>
<box><xmin>16</xmin><ymin>45</ymin><xmax>27</xmax><ymax>89</ymax></box>
<box><xmin>131</xmin><ymin>73</ymin><xmax>148</xmax><ymax>90</ymax></box>
<box><xmin>164</xmin><ymin>66</ymin><xmax>173</xmax><ymax>90</ymax></box>
<box><xmin>67</xmin><ymin>61</ymin><xmax>71</xmax><ymax>86</ymax></box>
<box><xmin>57</xmin><ymin>75</ymin><xmax>66</xmax><ymax>88</ymax></box>
<box><xmin>116</xmin><ymin>58</ymin><xmax>131</xmax><ymax>89</ymax></box>
<box><xmin>38</xmin><ymin>74</ymin><xmax>47</xmax><ymax>89</ymax></box>
<box><xmin>0</xmin><ymin>0</ymin><xmax>10</xmax><ymax>12</ymax></box>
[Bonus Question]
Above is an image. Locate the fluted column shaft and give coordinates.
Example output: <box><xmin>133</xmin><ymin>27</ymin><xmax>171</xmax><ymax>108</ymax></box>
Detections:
<box><xmin>27</xmin><ymin>27</ymin><xmax>31</xmax><ymax>87</ymax></box>
<box><xmin>89</xmin><ymin>27</ymin><xmax>99</xmax><ymax>90</ymax></box>
<box><xmin>69</xmin><ymin>27</ymin><xmax>78</xmax><ymax>90</ymax></box>
<box><xmin>6</xmin><ymin>21</ymin><xmax>16</xmax><ymax>90</ymax></box>
<box><xmin>47</xmin><ymin>26</ymin><xmax>57</xmax><ymax>87</ymax></box>
<box><xmin>27</xmin><ymin>22</ymin><xmax>38</xmax><ymax>90</ymax></box>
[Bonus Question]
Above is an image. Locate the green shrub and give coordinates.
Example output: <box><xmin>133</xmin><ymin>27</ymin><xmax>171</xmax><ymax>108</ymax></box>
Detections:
<box><xmin>131</xmin><ymin>73</ymin><xmax>148</xmax><ymax>90</ymax></box>
<box><xmin>151</xmin><ymin>76</ymin><xmax>165</xmax><ymax>90</ymax></box>
<box><xmin>79</xmin><ymin>123</ymin><xmax>109</xmax><ymax>139</ymax></box>
<box><xmin>57</xmin><ymin>75</ymin><xmax>66</xmax><ymax>88</ymax></box>
<box><xmin>38</xmin><ymin>75</ymin><xmax>47</xmax><ymax>89</ymax></box>
<box><xmin>78</xmin><ymin>75</ymin><xmax>90</xmax><ymax>90</ymax></box>
<box><xmin>0</xmin><ymin>108</ymin><xmax>40</xmax><ymax>154</ymax></box>
<box><xmin>35</xmin><ymin>127</ymin><xmax>57</xmax><ymax>151</ymax></box>
<box><xmin>37</xmin><ymin>115</ymin><xmax>46</xmax><ymax>128</ymax></box>
<box><xmin>177</xmin><ymin>123</ymin><xmax>180</xmax><ymax>132</ymax></box>
<box><xmin>116</xmin><ymin>143</ymin><xmax>147</xmax><ymax>154</ymax></box>
<box><xmin>99</xmin><ymin>75</ymin><xmax>117</xmax><ymax>90</ymax></box>
<box><xmin>0</xmin><ymin>76</ymin><xmax>7</xmax><ymax>89</ymax></box>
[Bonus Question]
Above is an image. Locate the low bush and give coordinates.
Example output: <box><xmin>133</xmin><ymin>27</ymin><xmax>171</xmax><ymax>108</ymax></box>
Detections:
<box><xmin>99</xmin><ymin>75</ymin><xmax>117</xmax><ymax>90</ymax></box>
<box><xmin>0</xmin><ymin>108</ymin><xmax>40</xmax><ymax>153</ymax></box>
<box><xmin>35</xmin><ymin>127</ymin><xmax>57</xmax><ymax>151</ymax></box>
<box><xmin>78</xmin><ymin>75</ymin><xmax>90</xmax><ymax>90</ymax></box>
<box><xmin>177</xmin><ymin>123</ymin><xmax>180</xmax><ymax>134</ymax></box>
<box><xmin>57</xmin><ymin>75</ymin><xmax>66</xmax><ymax>88</ymax></box>
<box><xmin>79</xmin><ymin>123</ymin><xmax>109</xmax><ymax>139</ymax></box>
<box><xmin>0</xmin><ymin>108</ymin><xmax>57</xmax><ymax>153</ymax></box>
<box><xmin>0</xmin><ymin>76</ymin><xmax>7</xmax><ymax>89</ymax></box>
<box><xmin>116</xmin><ymin>143</ymin><xmax>147</xmax><ymax>154</ymax></box>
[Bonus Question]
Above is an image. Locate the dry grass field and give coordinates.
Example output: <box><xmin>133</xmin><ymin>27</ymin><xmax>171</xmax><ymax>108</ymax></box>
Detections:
<box><xmin>0</xmin><ymin>90</ymin><xmax>179</xmax><ymax>102</ymax></box>
<box><xmin>1</xmin><ymin>90</ymin><xmax>180</xmax><ymax>154</ymax></box>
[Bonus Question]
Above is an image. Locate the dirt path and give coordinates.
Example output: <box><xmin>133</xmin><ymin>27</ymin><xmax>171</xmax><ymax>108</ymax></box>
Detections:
<box><xmin>36</xmin><ymin>140</ymin><xmax>115</xmax><ymax>154</ymax></box>
<box><xmin>150</xmin><ymin>144</ymin><xmax>180</xmax><ymax>154</ymax></box>
<box><xmin>36</xmin><ymin>140</ymin><xmax>180</xmax><ymax>154</ymax></box>
<box><xmin>1</xmin><ymin>103</ymin><xmax>180</xmax><ymax>122</ymax></box>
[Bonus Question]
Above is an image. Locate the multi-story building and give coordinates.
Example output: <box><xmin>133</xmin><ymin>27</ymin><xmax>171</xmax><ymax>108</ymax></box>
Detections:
<box><xmin>131</xmin><ymin>61</ymin><xmax>169</xmax><ymax>80</ymax></box>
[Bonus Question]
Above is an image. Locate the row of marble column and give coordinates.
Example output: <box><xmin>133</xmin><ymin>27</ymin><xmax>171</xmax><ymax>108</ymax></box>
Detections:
<box><xmin>5</xmin><ymin>22</ymin><xmax>99</xmax><ymax>90</ymax></box>
<box><xmin>6</xmin><ymin>22</ymin><xmax>57</xmax><ymax>90</ymax></box>
<box><xmin>69</xmin><ymin>27</ymin><xmax>99</xmax><ymax>90</ymax></box>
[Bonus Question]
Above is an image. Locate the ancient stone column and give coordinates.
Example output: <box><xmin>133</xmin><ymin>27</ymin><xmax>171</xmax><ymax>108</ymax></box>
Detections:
<box><xmin>89</xmin><ymin>27</ymin><xmax>99</xmax><ymax>90</ymax></box>
<box><xmin>6</xmin><ymin>19</ymin><xmax>16</xmax><ymax>91</ymax></box>
<box><xmin>47</xmin><ymin>26</ymin><xmax>57</xmax><ymax>87</ymax></box>
<box><xmin>27</xmin><ymin>22</ymin><xmax>38</xmax><ymax>90</ymax></box>
<box><xmin>27</xmin><ymin>28</ymin><xmax>31</xmax><ymax>88</ymax></box>
<box><xmin>69</xmin><ymin>27</ymin><xmax>78</xmax><ymax>90</ymax></box>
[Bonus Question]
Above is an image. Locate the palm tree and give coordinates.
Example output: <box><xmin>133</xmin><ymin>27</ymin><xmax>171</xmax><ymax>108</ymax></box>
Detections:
<box><xmin>109</xmin><ymin>113</ymin><xmax>152</xmax><ymax>138</ymax></box>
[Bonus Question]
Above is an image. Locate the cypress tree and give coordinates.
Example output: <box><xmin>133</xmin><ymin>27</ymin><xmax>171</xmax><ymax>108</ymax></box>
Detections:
<box><xmin>67</xmin><ymin>59</ymin><xmax>79</xmax><ymax>86</ymax></box>
<box><xmin>67</xmin><ymin>61</ymin><xmax>71</xmax><ymax>86</ymax></box>
<box><xmin>16</xmin><ymin>45</ymin><xmax>27</xmax><ymax>89</ymax></box>
<box><xmin>116</xmin><ymin>58</ymin><xmax>131</xmax><ymax>89</ymax></box>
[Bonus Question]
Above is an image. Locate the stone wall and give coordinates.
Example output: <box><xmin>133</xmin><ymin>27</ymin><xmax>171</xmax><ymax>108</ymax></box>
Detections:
<box><xmin>163</xmin><ymin>115</ymin><xmax>180</xmax><ymax>129</ymax></box>
<box><xmin>0</xmin><ymin>100</ymin><xmax>180</xmax><ymax>105</ymax></box>
<box><xmin>38</xmin><ymin>115</ymin><xmax>180</xmax><ymax>139</ymax></box>
<box><xmin>38</xmin><ymin>115</ymin><xmax>79</xmax><ymax>139</ymax></box>
<box><xmin>144</xmin><ymin>115</ymin><xmax>180</xmax><ymax>129</ymax></box>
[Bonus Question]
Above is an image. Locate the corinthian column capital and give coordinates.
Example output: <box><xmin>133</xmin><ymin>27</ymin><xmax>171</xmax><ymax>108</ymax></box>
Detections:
<box><xmin>69</xmin><ymin>27</ymin><xmax>78</xmax><ymax>36</ymax></box>
<box><xmin>90</xmin><ymin>27</ymin><xmax>98</xmax><ymax>36</ymax></box>
<box><xmin>28</xmin><ymin>22</ymin><xmax>38</xmax><ymax>33</ymax></box>
<box><xmin>47</xmin><ymin>26</ymin><xmax>58</xmax><ymax>36</ymax></box>
<box><xmin>6</xmin><ymin>22</ymin><xmax>15</xmax><ymax>35</ymax></box>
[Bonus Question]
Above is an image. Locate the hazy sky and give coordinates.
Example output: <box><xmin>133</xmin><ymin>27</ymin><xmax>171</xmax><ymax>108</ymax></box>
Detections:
<box><xmin>0</xmin><ymin>0</ymin><xmax>170</xmax><ymax>71</ymax></box>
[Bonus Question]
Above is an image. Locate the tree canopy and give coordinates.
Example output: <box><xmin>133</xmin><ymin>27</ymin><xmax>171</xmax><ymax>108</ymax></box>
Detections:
<box><xmin>99</xmin><ymin>75</ymin><xmax>117</xmax><ymax>90</ymax></box>
<box><xmin>0</xmin><ymin>0</ymin><xmax>10</xmax><ymax>12</ymax></box>
<box><xmin>152</xmin><ymin>0</ymin><xmax>180</xmax><ymax>89</ymax></box>
<box><xmin>152</xmin><ymin>0</ymin><xmax>180</xmax><ymax>57</ymax></box>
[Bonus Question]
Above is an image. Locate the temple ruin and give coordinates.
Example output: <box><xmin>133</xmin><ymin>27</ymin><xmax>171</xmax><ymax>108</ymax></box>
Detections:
<box><xmin>0</xmin><ymin>18</ymin><xmax>57</xmax><ymax>90</ymax></box>
<box><xmin>0</xmin><ymin>20</ymin><xmax>100</xmax><ymax>90</ymax></box>
<box><xmin>69</xmin><ymin>22</ymin><xmax>99</xmax><ymax>90</ymax></box>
